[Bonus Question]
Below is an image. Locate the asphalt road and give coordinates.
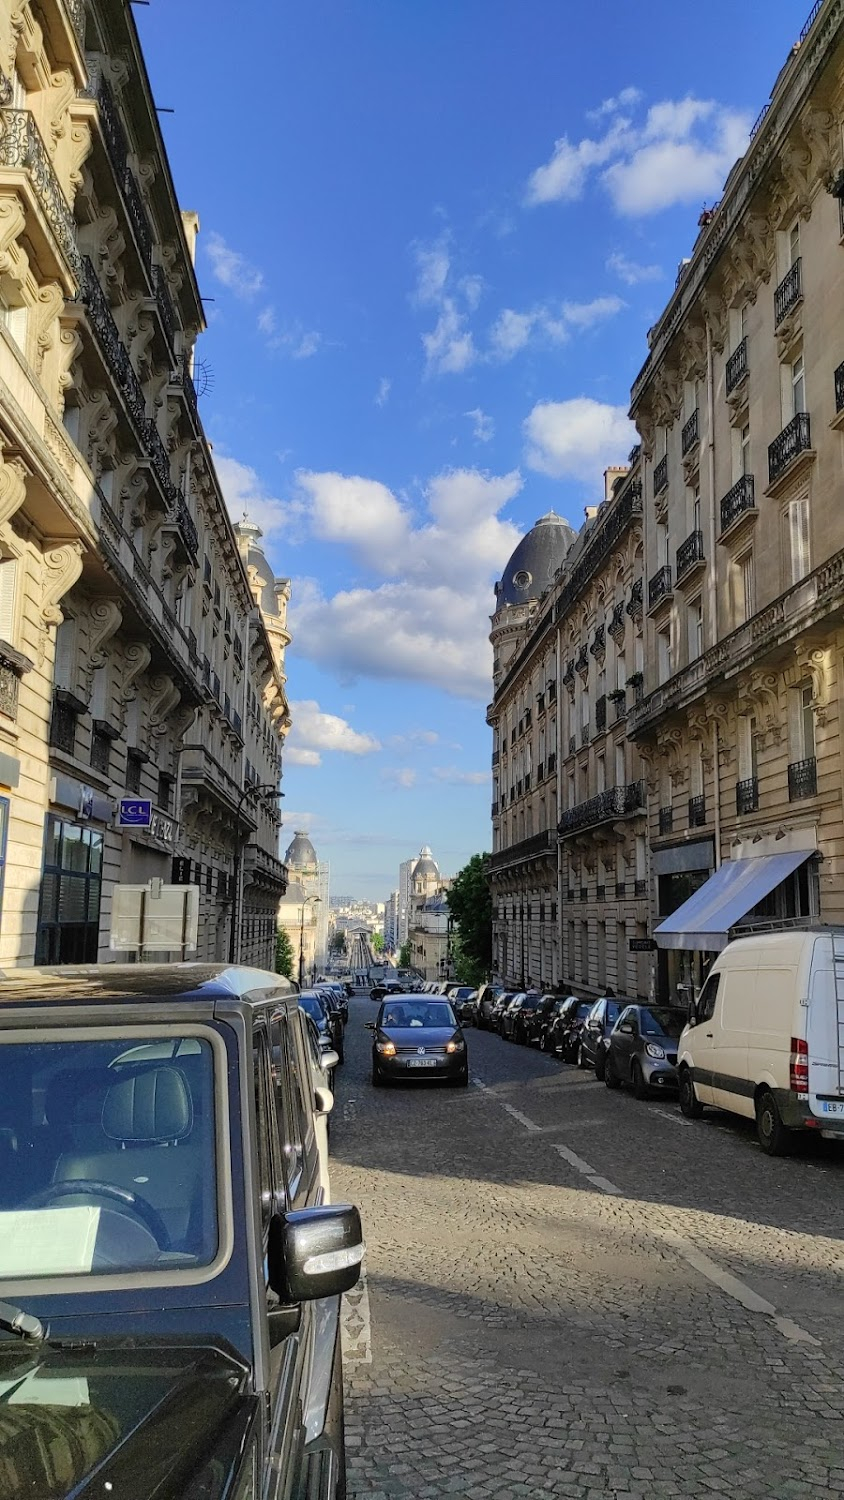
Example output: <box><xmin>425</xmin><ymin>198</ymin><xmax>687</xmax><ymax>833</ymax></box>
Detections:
<box><xmin>331</xmin><ymin>993</ymin><xmax>844</xmax><ymax>1499</ymax></box>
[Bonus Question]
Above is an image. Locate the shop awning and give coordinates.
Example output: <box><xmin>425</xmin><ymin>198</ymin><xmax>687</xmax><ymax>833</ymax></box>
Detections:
<box><xmin>653</xmin><ymin>849</ymin><xmax>814</xmax><ymax>951</ymax></box>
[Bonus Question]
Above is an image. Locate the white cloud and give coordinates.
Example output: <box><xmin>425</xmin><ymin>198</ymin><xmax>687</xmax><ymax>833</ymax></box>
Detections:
<box><xmin>525</xmin><ymin>94</ymin><xmax>751</xmax><ymax>217</ymax></box>
<box><xmin>524</xmin><ymin>397</ymin><xmax>636</xmax><ymax>482</ymax></box>
<box><xmin>381</xmin><ymin>767</ymin><xmax>417</xmax><ymax>790</ymax></box>
<box><xmin>215</xmin><ymin>452</ymin><xmax>303</xmax><ymax>540</ymax></box>
<box><xmin>285</xmin><ymin>747</ymin><xmax>321</xmax><ymax>768</ymax></box>
<box><xmin>465</xmin><ymin>407</ymin><xmax>494</xmax><ymax>443</ymax></box>
<box><xmin>375</xmin><ymin>377</ymin><xmax>391</xmax><ymax>407</ymax></box>
<box><xmin>422</xmin><ymin>302</ymin><xmax>476</xmax><ymax>375</ymax></box>
<box><xmin>258</xmin><ymin>305</ymin><xmax>276</xmax><ymax>335</ymax></box>
<box><xmin>388</xmin><ymin>730</ymin><xmax>440</xmax><ymax>750</ymax></box>
<box><xmin>607</xmin><ymin>252</ymin><xmax>663</xmax><ymax>286</ymax></box>
<box><xmin>206</xmin><ymin>232</ymin><xmax>264</xmax><ymax>298</ymax></box>
<box><xmin>414</xmin><ymin>242</ymin><xmax>451</xmax><ymax>306</ymax></box>
<box><xmin>431</xmin><ymin>767</ymin><xmax>489</xmax><ymax>786</ymax></box>
<box><xmin>489</xmin><ymin>296</ymin><xmax>624</xmax><ymax>361</ymax></box>
<box><xmin>295</xmin><ymin>471</ymin><xmax>410</xmax><ymax>571</ymax></box>
<box><xmin>412</xmin><ymin>237</ymin><xmax>479</xmax><ymax>376</ymax></box>
<box><xmin>459</xmin><ymin>274</ymin><xmax>485</xmax><ymax>311</ymax></box>
<box><xmin>287</xmin><ymin>700</ymin><xmax>381</xmax><ymax>764</ymax></box>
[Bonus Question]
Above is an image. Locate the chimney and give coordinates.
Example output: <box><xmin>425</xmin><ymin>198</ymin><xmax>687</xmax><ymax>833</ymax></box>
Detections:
<box><xmin>604</xmin><ymin>465</ymin><xmax>628</xmax><ymax>501</ymax></box>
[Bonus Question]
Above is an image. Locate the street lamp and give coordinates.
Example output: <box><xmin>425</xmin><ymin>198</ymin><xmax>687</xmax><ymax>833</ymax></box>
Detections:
<box><xmin>228</xmin><ymin>782</ymin><xmax>283</xmax><ymax>966</ymax></box>
<box><xmin>298</xmin><ymin>894</ymin><xmax>321</xmax><ymax>987</ymax></box>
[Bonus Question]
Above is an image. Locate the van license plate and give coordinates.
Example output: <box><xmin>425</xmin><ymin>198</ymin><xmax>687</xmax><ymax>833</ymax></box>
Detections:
<box><xmin>820</xmin><ymin>1101</ymin><xmax>844</xmax><ymax>1114</ymax></box>
<box><xmin>407</xmin><ymin>1058</ymin><xmax>437</xmax><ymax>1068</ymax></box>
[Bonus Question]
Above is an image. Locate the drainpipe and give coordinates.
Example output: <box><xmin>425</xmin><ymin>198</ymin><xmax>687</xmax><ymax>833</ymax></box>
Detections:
<box><xmin>712</xmin><ymin>718</ymin><xmax>722</xmax><ymax>871</ymax></box>
<box><xmin>705</xmin><ymin>319</ymin><xmax>720</xmax><ymax>875</ymax></box>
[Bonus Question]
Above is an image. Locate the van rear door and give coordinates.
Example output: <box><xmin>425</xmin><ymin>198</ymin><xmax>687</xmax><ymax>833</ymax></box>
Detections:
<box><xmin>807</xmin><ymin>936</ymin><xmax>844</xmax><ymax>1119</ymax></box>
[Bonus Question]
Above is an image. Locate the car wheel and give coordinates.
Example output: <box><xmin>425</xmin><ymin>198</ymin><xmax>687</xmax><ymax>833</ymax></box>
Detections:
<box><xmin>371</xmin><ymin>1065</ymin><xmax>383</xmax><ymax>1087</ymax></box>
<box><xmin>756</xmin><ymin>1089</ymin><xmax>794</xmax><ymax>1156</ymax></box>
<box><xmin>604</xmin><ymin>1053</ymin><xmax>621</xmax><ymax>1089</ymax></box>
<box><xmin>678</xmin><ymin>1067</ymin><xmax>704</xmax><ymax>1119</ymax></box>
<box><xmin>594</xmin><ymin>1047</ymin><xmax>607</xmax><ymax>1082</ymax></box>
<box><xmin>451</xmin><ymin>1070</ymin><xmax>469</xmax><ymax>1088</ymax></box>
<box><xmin>631</xmin><ymin>1060</ymin><xmax>649</xmax><ymax>1100</ymax></box>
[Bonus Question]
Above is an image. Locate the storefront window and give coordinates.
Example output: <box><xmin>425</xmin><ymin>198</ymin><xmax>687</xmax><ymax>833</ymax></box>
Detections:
<box><xmin>35</xmin><ymin>816</ymin><xmax>104</xmax><ymax>964</ymax></box>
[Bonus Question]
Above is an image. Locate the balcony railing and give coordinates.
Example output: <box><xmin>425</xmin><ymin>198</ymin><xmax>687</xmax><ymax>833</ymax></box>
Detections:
<box><xmin>688</xmin><ymin>794</ymin><xmax>706</xmax><ymax>827</ymax></box>
<box><xmin>681</xmin><ymin>408</ymin><xmax>699</xmax><ymax>456</ymax></box>
<box><xmin>122</xmin><ymin>162</ymin><xmax>153</xmax><ymax>272</ymax></box>
<box><xmin>487</xmin><ymin>829</ymin><xmax>557</xmax><ymax>873</ymax></box>
<box><xmin>648</xmin><ymin>564</ymin><xmax>672</xmax><ymax>610</ymax></box>
<box><xmin>492</xmin><ymin>749</ymin><xmax>500</xmax><ymax>767</ymax></box>
<box><xmin>580</xmin><ymin>723</ymin><xmax>590</xmax><ymax>746</ymax></box>
<box><xmin>774</xmin><ymin>258</ymin><xmax>802</xmax><ymax>327</ymax></box>
<box><xmin>658</xmin><ymin>805</ymin><xmax>673</xmax><ymax>834</ymax></box>
<box><xmin>152</xmin><ymin>264</ymin><xmax>176</xmax><ymax>348</ymax></box>
<box><xmin>595</xmin><ymin>695</ymin><xmax>607</xmax><ymax>733</ymax></box>
<box><xmin>736</xmin><ymin>777</ymin><xmax>759</xmax><ymax>815</ymax></box>
<box><xmin>835</xmin><ymin>359</ymin><xmax>844</xmax><ymax>415</ymax></box>
<box><xmin>653</xmin><ymin>454</ymin><xmax>668</xmax><ymax>495</ymax></box>
<box><xmin>768</xmin><ymin>412</ymin><xmax>811</xmax><ymax>485</ymax></box>
<box><xmin>725</xmin><ymin>337</ymin><xmax>748</xmax><ymax>395</ymax></box>
<box><xmin>0</xmin><ymin>108</ymin><xmax>80</xmax><ymax>278</ymax></box>
<box><xmin>720</xmin><ymin>474</ymin><xmax>755</xmax><ymax>534</ymax></box>
<box><xmin>788</xmin><ymin>757</ymin><xmax>817</xmax><ymax>801</ymax></box>
<box><xmin>626</xmin><ymin>577</ymin><xmax>643</xmax><ymax>621</ymax></box>
<box><xmin>676</xmin><ymin>530</ymin><xmax>705</xmax><ymax>582</ymax></box>
<box><xmin>83</xmin><ymin>61</ymin><xmax>127</xmax><ymax>180</ymax></box>
<box><xmin>174</xmin><ymin>491</ymin><xmax>199</xmax><ymax>559</ymax></box>
<box><xmin>558</xmin><ymin>780</ymin><xmax>646</xmax><ymax>837</ymax></box>
<box><xmin>79</xmin><ymin>256</ymin><xmax>146</xmax><ymax>433</ymax></box>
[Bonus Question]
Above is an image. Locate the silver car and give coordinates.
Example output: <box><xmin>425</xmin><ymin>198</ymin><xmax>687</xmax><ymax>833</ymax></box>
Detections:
<box><xmin>605</xmin><ymin>1004</ymin><xmax>686</xmax><ymax>1097</ymax></box>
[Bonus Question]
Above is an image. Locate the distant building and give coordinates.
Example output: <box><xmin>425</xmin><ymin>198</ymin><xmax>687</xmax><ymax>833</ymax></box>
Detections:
<box><xmin>277</xmin><ymin>830</ymin><xmax>329</xmax><ymax>982</ymax></box>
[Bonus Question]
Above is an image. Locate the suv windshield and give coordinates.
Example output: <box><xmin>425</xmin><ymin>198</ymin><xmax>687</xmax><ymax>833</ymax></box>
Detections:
<box><xmin>0</xmin><ymin>1033</ymin><xmax>218</xmax><ymax>1280</ymax></box>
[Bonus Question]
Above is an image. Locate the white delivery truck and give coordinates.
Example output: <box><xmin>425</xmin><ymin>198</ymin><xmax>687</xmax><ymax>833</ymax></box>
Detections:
<box><xmin>677</xmin><ymin>929</ymin><xmax>844</xmax><ymax>1154</ymax></box>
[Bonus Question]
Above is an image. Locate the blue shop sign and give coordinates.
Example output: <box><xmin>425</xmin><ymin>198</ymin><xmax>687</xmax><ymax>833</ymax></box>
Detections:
<box><xmin>118</xmin><ymin>798</ymin><xmax>153</xmax><ymax>828</ymax></box>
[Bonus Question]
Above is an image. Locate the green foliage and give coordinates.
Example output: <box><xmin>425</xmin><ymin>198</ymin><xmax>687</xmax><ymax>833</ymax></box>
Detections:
<box><xmin>371</xmin><ymin>931</ymin><xmax>384</xmax><ymax>953</ymax></box>
<box><xmin>275</xmin><ymin>927</ymin><xmax>294</xmax><ymax>979</ymax></box>
<box><xmin>398</xmin><ymin>940</ymin><xmax>411</xmax><ymax>968</ymax></box>
<box><xmin>447</xmin><ymin>853</ymin><xmax>491</xmax><ymax>982</ymax></box>
<box><xmin>329</xmin><ymin>932</ymin><xmax>346</xmax><ymax>954</ymax></box>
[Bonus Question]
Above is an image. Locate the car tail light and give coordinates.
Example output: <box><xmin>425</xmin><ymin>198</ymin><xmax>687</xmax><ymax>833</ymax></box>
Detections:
<box><xmin>790</xmin><ymin>1036</ymin><xmax>809</xmax><ymax>1093</ymax></box>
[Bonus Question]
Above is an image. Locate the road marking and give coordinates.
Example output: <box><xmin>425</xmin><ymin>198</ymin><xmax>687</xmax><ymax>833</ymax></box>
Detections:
<box><xmin>341</xmin><ymin>1259</ymin><xmax>372</xmax><ymax>1364</ymax></box>
<box><xmin>551</xmin><ymin>1141</ymin><xmax>623</xmax><ymax>1195</ymax></box>
<box><xmin>472</xmin><ymin>1078</ymin><xmax>542</xmax><ymax>1131</ymax></box>
<box><xmin>651</xmin><ymin>1107</ymin><xmax>692</xmax><ymax>1127</ymax></box>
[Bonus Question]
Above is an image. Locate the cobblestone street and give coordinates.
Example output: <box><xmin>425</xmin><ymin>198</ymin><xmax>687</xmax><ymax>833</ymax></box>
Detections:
<box><xmin>332</xmin><ymin>995</ymin><xmax>844</xmax><ymax>1499</ymax></box>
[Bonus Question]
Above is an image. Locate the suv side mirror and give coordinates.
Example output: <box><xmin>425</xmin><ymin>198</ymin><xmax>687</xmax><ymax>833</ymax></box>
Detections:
<box><xmin>268</xmin><ymin>1204</ymin><xmax>364</xmax><ymax>1303</ymax></box>
<box><xmin>313</xmin><ymin>1085</ymin><xmax>334</xmax><ymax>1117</ymax></box>
<box><xmin>320</xmin><ymin>1048</ymin><xmax>340</xmax><ymax>1071</ymax></box>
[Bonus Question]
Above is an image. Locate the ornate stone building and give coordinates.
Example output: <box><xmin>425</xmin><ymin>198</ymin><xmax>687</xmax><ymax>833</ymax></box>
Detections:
<box><xmin>278</xmin><ymin>831</ymin><xmax>328</xmax><ymax>984</ymax></box>
<box><xmin>0</xmin><ymin>0</ymin><xmax>289</xmax><ymax>969</ymax></box>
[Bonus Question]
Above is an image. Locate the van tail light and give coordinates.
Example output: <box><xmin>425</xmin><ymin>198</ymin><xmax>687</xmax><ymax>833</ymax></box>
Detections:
<box><xmin>790</xmin><ymin>1036</ymin><xmax>809</xmax><ymax>1093</ymax></box>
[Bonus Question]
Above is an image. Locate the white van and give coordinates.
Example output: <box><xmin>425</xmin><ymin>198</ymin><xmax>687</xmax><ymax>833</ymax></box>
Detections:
<box><xmin>677</xmin><ymin>929</ymin><xmax>844</xmax><ymax>1155</ymax></box>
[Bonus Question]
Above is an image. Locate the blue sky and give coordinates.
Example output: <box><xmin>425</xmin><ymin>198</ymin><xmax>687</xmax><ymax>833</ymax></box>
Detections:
<box><xmin>139</xmin><ymin>0</ymin><xmax>801</xmax><ymax>900</ymax></box>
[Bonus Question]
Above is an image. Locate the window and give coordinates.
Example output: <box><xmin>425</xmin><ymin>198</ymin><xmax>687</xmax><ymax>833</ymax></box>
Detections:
<box><xmin>789</xmin><ymin>220</ymin><xmax>800</xmax><ymax>266</ymax></box>
<box><xmin>800</xmin><ymin>683</ymin><xmax>816</xmax><ymax>760</ymax></box>
<box><xmin>158</xmin><ymin>772</ymin><xmax>174</xmax><ymax>812</ymax></box>
<box><xmin>657</xmin><ymin>626</ymin><xmax>672</xmax><ymax>684</ymax></box>
<box><xmin>697</xmin><ymin>972</ymin><xmax>720</xmax><ymax>1022</ymax></box>
<box><xmin>90</xmin><ymin>727</ymin><xmax>111</xmax><ymax>776</ymax></box>
<box><xmin>35</xmin><ymin>817</ymin><xmax>103</xmax><ymax>964</ymax></box>
<box><xmin>615</xmin><ymin>742</ymin><xmax>626</xmax><ymax>786</ymax></box>
<box><xmin>616</xmin><ymin>654</ymin><xmax>626</xmax><ymax>691</ymax></box>
<box><xmin>739</xmin><ymin>552</ymin><xmax>755</xmax><ymax>621</ymax></box>
<box><xmin>688</xmin><ymin>599</ymin><xmax>703</xmax><ymax>660</ymax></box>
<box><xmin>252</xmin><ymin>1029</ymin><xmax>276</xmax><ymax>1240</ymax></box>
<box><xmin>791</xmin><ymin>353</ymin><xmax>805</xmax><ymax>418</ymax></box>
<box><xmin>692</xmin><ymin>489</ymin><xmax>701</xmax><ymax>534</ymax></box>
<box><xmin>596</xmin><ymin>754</ymin><xmax>606</xmax><ymax>793</ymax></box>
<box><xmin>783</xmin><ymin>495</ymin><xmax>810</xmax><ymax>585</ymax></box>
<box><xmin>0</xmin><ymin>557</ymin><xmax>17</xmax><ymax>643</ymax></box>
<box><xmin>740</xmin><ymin>714</ymin><xmax>759</xmax><ymax>780</ymax></box>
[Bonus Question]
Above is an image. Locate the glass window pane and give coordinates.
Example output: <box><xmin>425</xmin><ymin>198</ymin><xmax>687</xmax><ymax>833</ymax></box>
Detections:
<box><xmin>62</xmin><ymin>825</ymin><xmax>87</xmax><ymax>874</ymax></box>
<box><xmin>58</xmin><ymin>875</ymin><xmax>86</xmax><ymax>924</ymax></box>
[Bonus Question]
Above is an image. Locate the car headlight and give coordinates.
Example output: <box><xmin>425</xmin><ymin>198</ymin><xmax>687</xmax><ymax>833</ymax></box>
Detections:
<box><xmin>645</xmin><ymin>1043</ymin><xmax>666</xmax><ymax>1060</ymax></box>
<box><xmin>376</xmin><ymin>1040</ymin><xmax>397</xmax><ymax>1056</ymax></box>
<box><xmin>446</xmin><ymin>1039</ymin><xmax>465</xmax><ymax>1053</ymax></box>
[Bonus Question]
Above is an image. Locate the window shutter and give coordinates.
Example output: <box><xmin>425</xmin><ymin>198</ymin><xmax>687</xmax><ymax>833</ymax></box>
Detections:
<box><xmin>0</xmin><ymin>558</ymin><xmax>17</xmax><ymax>643</ymax></box>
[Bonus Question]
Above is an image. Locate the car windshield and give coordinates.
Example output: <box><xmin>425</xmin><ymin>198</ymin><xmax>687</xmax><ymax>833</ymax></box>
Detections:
<box><xmin>299</xmin><ymin>994</ymin><xmax>328</xmax><ymax>1025</ymax></box>
<box><xmin>605</xmin><ymin>1002</ymin><xmax>622</xmax><ymax>1025</ymax></box>
<box><xmin>640</xmin><ymin>1008</ymin><xmax>685</xmax><ymax>1038</ymax></box>
<box><xmin>0</xmin><ymin>1033</ymin><xmax>219</xmax><ymax>1281</ymax></box>
<box><xmin>379</xmin><ymin>1002</ymin><xmax>456</xmax><ymax>1028</ymax></box>
<box><xmin>576</xmin><ymin>1002</ymin><xmax>593</xmax><ymax>1018</ymax></box>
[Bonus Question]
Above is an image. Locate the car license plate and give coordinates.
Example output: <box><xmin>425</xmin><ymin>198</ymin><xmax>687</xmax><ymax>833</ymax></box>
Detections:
<box><xmin>820</xmin><ymin>1100</ymin><xmax>844</xmax><ymax>1114</ymax></box>
<box><xmin>407</xmin><ymin>1058</ymin><xmax>437</xmax><ymax>1068</ymax></box>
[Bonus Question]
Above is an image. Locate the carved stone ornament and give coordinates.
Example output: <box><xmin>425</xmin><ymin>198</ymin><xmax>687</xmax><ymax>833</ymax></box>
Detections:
<box><xmin>38</xmin><ymin>539</ymin><xmax>84</xmax><ymax>663</ymax></box>
<box><xmin>82</xmin><ymin>598</ymin><xmax>122</xmax><ymax>695</ymax></box>
<box><xmin>659</xmin><ymin>727</ymin><xmax>687</xmax><ymax>789</ymax></box>
<box><xmin>145</xmin><ymin>674</ymin><xmax>182</xmax><ymax>750</ymax></box>
<box><xmin>785</xmin><ymin>646</ymin><xmax>829</xmax><ymax>726</ymax></box>
<box><xmin>117</xmin><ymin>640</ymin><xmax>151</xmax><ymax>730</ymax></box>
<box><xmin>0</xmin><ymin>450</ymin><xmax>28</xmax><ymax>534</ymax></box>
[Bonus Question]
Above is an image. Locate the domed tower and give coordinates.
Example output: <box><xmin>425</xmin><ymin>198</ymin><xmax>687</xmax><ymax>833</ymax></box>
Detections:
<box><xmin>490</xmin><ymin>512</ymin><xmax>577</xmax><ymax>692</ymax></box>
<box><xmin>279</xmin><ymin>830</ymin><xmax>329</xmax><ymax>980</ymax></box>
<box><xmin>285</xmin><ymin>830</ymin><xmax>318</xmax><ymax>878</ymax></box>
<box><xmin>412</xmin><ymin>845</ymin><xmax>440</xmax><ymax>901</ymax></box>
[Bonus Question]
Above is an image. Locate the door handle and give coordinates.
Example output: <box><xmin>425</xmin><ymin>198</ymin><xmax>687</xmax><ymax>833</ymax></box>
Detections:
<box><xmin>705</xmin><ymin>1032</ymin><xmax>713</xmax><ymax>1038</ymax></box>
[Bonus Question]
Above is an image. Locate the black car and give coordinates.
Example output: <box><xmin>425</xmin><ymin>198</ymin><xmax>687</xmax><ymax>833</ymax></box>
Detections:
<box><xmin>367</xmin><ymin>995</ymin><xmax>468</xmax><ymax>1086</ymax></box>
<box><xmin>489</xmin><ymin>991</ymin><xmax>520</xmax><ymax>1034</ymax></box>
<box><xmin>547</xmin><ymin>998</ymin><xmax>594</xmax><ymax>1062</ymax></box>
<box><xmin>0</xmin><ymin>962</ymin><xmax>363</xmax><ymax>1499</ymax></box>
<box><xmin>299</xmin><ymin>996</ymin><xmax>341</xmax><ymax>1084</ymax></box>
<box><xmin>578</xmin><ymin>997</ymin><xmax>626</xmax><ymax>1078</ymax></box>
<box><xmin>510</xmin><ymin>992</ymin><xmax>547</xmax><ymax>1044</ymax></box>
<box><xmin>303</xmin><ymin>988</ymin><xmax>345</xmax><ymax>1063</ymax></box>
<box><xmin>522</xmin><ymin>994</ymin><xmax>558</xmax><ymax>1047</ymax></box>
<box><xmin>370</xmin><ymin>980</ymin><xmax>404</xmax><ymax>1001</ymax></box>
<box><xmin>605</xmin><ymin>1005</ymin><xmax>685</xmax><ymax>1097</ymax></box>
<box><xmin>475</xmin><ymin>985</ymin><xmax>504</xmax><ymax>1030</ymax></box>
<box><xmin>315</xmin><ymin>983</ymin><xmax>348</xmax><ymax>1025</ymax></box>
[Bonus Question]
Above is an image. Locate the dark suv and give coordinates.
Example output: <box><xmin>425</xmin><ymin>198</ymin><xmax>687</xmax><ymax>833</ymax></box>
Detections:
<box><xmin>0</xmin><ymin>963</ymin><xmax>362</xmax><ymax>1499</ymax></box>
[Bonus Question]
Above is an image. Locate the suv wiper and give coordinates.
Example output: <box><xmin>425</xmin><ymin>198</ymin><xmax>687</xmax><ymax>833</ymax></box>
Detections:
<box><xmin>0</xmin><ymin>1301</ymin><xmax>44</xmax><ymax>1341</ymax></box>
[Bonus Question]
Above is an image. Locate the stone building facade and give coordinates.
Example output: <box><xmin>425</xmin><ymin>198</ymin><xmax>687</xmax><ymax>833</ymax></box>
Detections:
<box><xmin>488</xmin><ymin>0</ymin><xmax>844</xmax><ymax>1005</ymax></box>
<box><xmin>277</xmin><ymin>831</ymin><xmax>329</xmax><ymax>985</ymax></box>
<box><xmin>0</xmin><ymin>0</ymin><xmax>289</xmax><ymax>970</ymax></box>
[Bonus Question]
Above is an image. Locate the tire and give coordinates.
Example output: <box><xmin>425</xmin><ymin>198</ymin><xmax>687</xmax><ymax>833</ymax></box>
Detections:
<box><xmin>631</xmin><ymin>1060</ymin><xmax>649</xmax><ymax>1100</ymax></box>
<box><xmin>604</xmin><ymin>1053</ymin><xmax>621</xmax><ymax>1089</ymax></box>
<box><xmin>678</xmin><ymin>1067</ymin><xmax>704</xmax><ymax>1119</ymax></box>
<box><xmin>594</xmin><ymin>1047</ymin><xmax>607</xmax><ymax>1082</ymax></box>
<box><xmin>371</xmin><ymin>1065</ymin><xmax>383</xmax><ymax>1087</ymax></box>
<box><xmin>756</xmin><ymin>1089</ymin><xmax>794</xmax><ymax>1156</ymax></box>
<box><xmin>451</xmin><ymin>1070</ymin><xmax>469</xmax><ymax>1088</ymax></box>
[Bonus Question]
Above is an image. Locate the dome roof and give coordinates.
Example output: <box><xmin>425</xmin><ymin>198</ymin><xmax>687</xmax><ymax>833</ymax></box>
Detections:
<box><xmin>413</xmin><ymin>845</ymin><xmax>439</xmax><ymax>881</ymax></box>
<box><xmin>285</xmin><ymin>830</ymin><xmax>318</xmax><ymax>870</ymax></box>
<box><xmin>234</xmin><ymin>517</ymin><xmax>284</xmax><ymax>618</ymax></box>
<box><xmin>495</xmin><ymin>511</ymin><xmax>577</xmax><ymax>609</ymax></box>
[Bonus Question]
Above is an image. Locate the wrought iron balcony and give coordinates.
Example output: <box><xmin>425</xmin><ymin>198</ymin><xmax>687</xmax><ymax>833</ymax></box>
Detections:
<box><xmin>774</xmin><ymin>258</ymin><xmax>802</xmax><ymax>327</ymax></box>
<box><xmin>492</xmin><ymin>749</ymin><xmax>500</xmax><ymax>767</ymax></box>
<box><xmin>152</xmin><ymin>265</ymin><xmax>176</xmax><ymax>348</ymax></box>
<box><xmin>688</xmin><ymin>794</ymin><xmax>706</xmax><ymax>827</ymax></box>
<box><xmin>580</xmin><ymin>723</ymin><xmax>590</xmax><ymax>746</ymax></box>
<box><xmin>65</xmin><ymin>0</ymin><xmax>87</xmax><ymax>49</ymax></box>
<box><xmin>653</xmin><ymin>454</ymin><xmax>668</xmax><ymax>496</ymax></box>
<box><xmin>83</xmin><ymin>60</ymin><xmax>127</xmax><ymax>180</ymax></box>
<box><xmin>144</xmin><ymin>418</ymin><xmax>176</xmax><ymax>502</ymax></box>
<box><xmin>676</xmin><ymin>530</ymin><xmax>705</xmax><ymax>583</ymax></box>
<box><xmin>681</xmin><ymin>408</ymin><xmax>699</xmax><ymax>456</ymax></box>
<box><xmin>487</xmin><ymin>828</ymin><xmax>557</xmax><ymax>872</ymax></box>
<box><xmin>736</xmin><ymin>777</ymin><xmax>759</xmax><ymax>815</ymax></box>
<box><xmin>558</xmin><ymin>779</ymin><xmax>646</xmax><ymax>837</ymax></box>
<box><xmin>174</xmin><ymin>491</ymin><xmax>199</xmax><ymax>559</ymax></box>
<box><xmin>595</xmin><ymin>694</ymin><xmax>607</xmax><ymax>733</ymax></box>
<box><xmin>122</xmin><ymin>163</ymin><xmax>152</xmax><ymax>272</ymax></box>
<box><xmin>768</xmin><ymin>412</ymin><xmax>811</xmax><ymax>485</ymax></box>
<box><xmin>658</xmin><ymin>805</ymin><xmax>673</xmax><ymax>834</ymax></box>
<box><xmin>726</xmin><ymin>337</ymin><xmax>748</xmax><ymax>395</ymax></box>
<box><xmin>788</xmin><ymin>757</ymin><xmax>817</xmax><ymax>801</ymax></box>
<box><xmin>626</xmin><ymin>578</ymin><xmax>643</xmax><ymax>621</ymax></box>
<box><xmin>648</xmin><ymin>564</ymin><xmax>673</xmax><ymax>611</ymax></box>
<box><xmin>720</xmin><ymin>474</ymin><xmax>755</xmax><ymax>535</ymax></box>
<box><xmin>610</xmin><ymin>689</ymin><xmax>627</xmax><ymax>721</ymax></box>
<box><xmin>547</xmin><ymin>752</ymin><xmax>556</xmax><ymax>775</ymax></box>
<box><xmin>79</xmin><ymin>256</ymin><xmax>146</xmax><ymax>434</ymax></box>
<box><xmin>0</xmin><ymin>108</ymin><xmax>80</xmax><ymax>279</ymax></box>
<box><xmin>835</xmin><ymin>359</ymin><xmax>844</xmax><ymax>415</ymax></box>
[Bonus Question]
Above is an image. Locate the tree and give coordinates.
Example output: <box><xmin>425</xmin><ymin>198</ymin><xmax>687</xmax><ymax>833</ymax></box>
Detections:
<box><xmin>371</xmin><ymin>931</ymin><xmax>384</xmax><ymax>953</ymax></box>
<box><xmin>329</xmin><ymin>932</ymin><xmax>346</xmax><ymax>955</ymax></box>
<box><xmin>275</xmin><ymin>927</ymin><xmax>294</xmax><ymax>979</ymax></box>
<box><xmin>398</xmin><ymin>940</ymin><xmax>411</xmax><ymax>968</ymax></box>
<box><xmin>447</xmin><ymin>854</ymin><xmax>491</xmax><ymax>986</ymax></box>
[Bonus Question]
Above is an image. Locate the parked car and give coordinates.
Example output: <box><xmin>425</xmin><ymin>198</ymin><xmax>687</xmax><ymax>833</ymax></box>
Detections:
<box><xmin>510</xmin><ymin>992</ymin><xmax>547</xmax><ymax>1044</ymax></box>
<box><xmin>367</xmin><ymin>995</ymin><xmax>468</xmax><ymax>1087</ymax></box>
<box><xmin>578</xmin><ymin>997</ymin><xmax>626</xmax><ymax>1078</ymax></box>
<box><xmin>0</xmin><ymin>962</ymin><xmax>362</xmax><ymax>1497</ymax></box>
<box><xmin>316</xmin><ymin>981</ymin><xmax>348</xmax><ymax>1024</ymax></box>
<box><xmin>447</xmin><ymin>985</ymin><xmax>476</xmax><ymax>1019</ymax></box>
<box><xmin>476</xmin><ymin>985</ymin><xmax>504</xmax><ymax>1030</ymax></box>
<box><xmin>311</xmin><ymin>988</ymin><xmax>346</xmax><ymax>1062</ymax></box>
<box><xmin>370</xmin><ymin>979</ymin><xmax>404</xmax><ymax>1002</ymax></box>
<box><xmin>500</xmin><ymin>994</ymin><xmax>526</xmax><ymax>1040</ymax></box>
<box><xmin>535</xmin><ymin>996</ymin><xmax>571</xmax><ymax>1052</ymax></box>
<box><xmin>452</xmin><ymin>989</ymin><xmax>478</xmax><ymax>1025</ymax></box>
<box><xmin>299</xmin><ymin>991</ymin><xmax>341</xmax><ymax>1083</ymax></box>
<box><xmin>490</xmin><ymin>991</ymin><xmax>521</xmax><ymax>1033</ymax></box>
<box><xmin>548</xmin><ymin>998</ymin><xmax>594</xmax><ymax>1062</ymax></box>
<box><xmin>300</xmin><ymin>1012</ymin><xmax>339</xmax><ymax>1197</ymax></box>
<box><xmin>678</xmin><ymin>930</ymin><xmax>844</xmax><ymax>1154</ymax></box>
<box><xmin>605</xmin><ymin>1004</ymin><xmax>685</xmax><ymax>1097</ymax></box>
<box><xmin>522</xmin><ymin>993</ymin><xmax>559</xmax><ymax>1047</ymax></box>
